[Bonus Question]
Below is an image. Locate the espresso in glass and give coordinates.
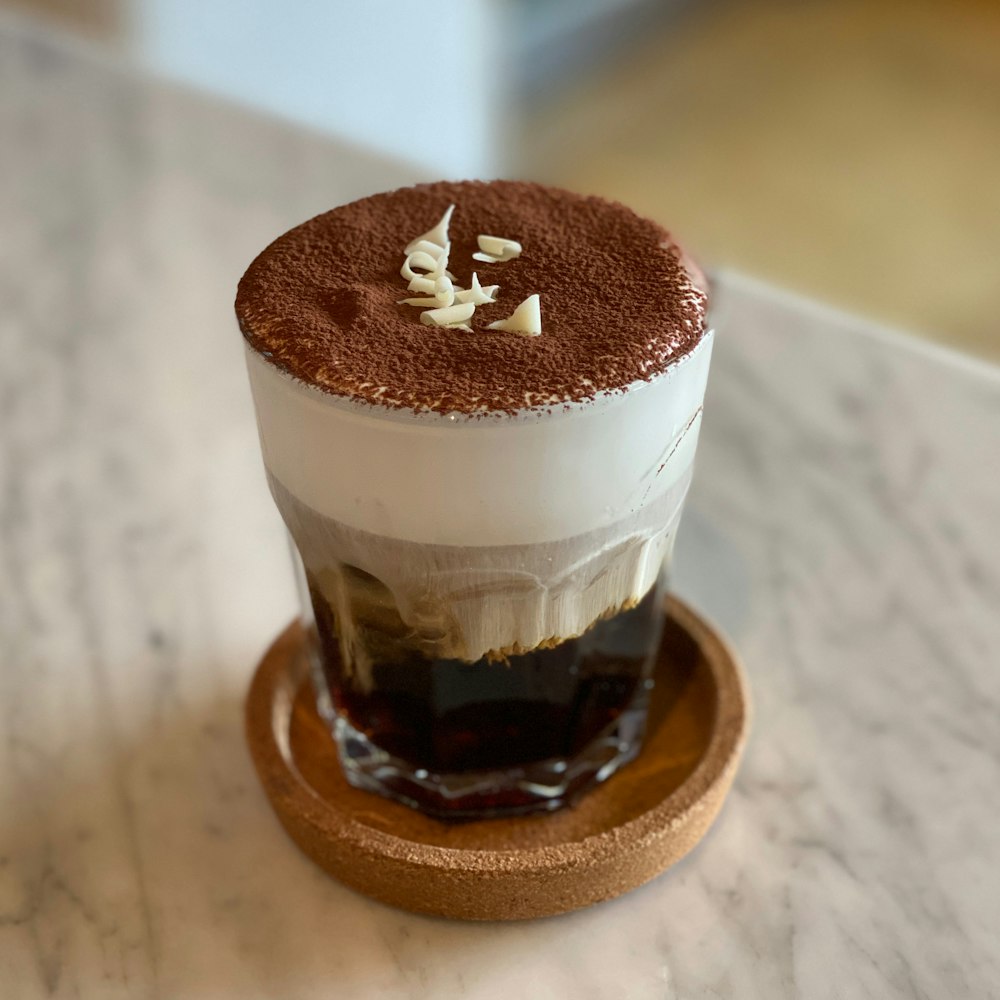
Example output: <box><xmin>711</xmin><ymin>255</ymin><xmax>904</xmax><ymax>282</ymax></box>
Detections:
<box><xmin>237</xmin><ymin>180</ymin><xmax>712</xmax><ymax>818</ymax></box>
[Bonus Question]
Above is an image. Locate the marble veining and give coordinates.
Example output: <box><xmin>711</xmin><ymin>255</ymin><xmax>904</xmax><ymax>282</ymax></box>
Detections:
<box><xmin>2</xmin><ymin>16</ymin><xmax>999</xmax><ymax>999</ymax></box>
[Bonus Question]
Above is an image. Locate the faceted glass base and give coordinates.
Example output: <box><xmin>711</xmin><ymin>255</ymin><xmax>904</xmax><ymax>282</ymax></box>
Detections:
<box><xmin>331</xmin><ymin>685</ymin><xmax>652</xmax><ymax>820</ymax></box>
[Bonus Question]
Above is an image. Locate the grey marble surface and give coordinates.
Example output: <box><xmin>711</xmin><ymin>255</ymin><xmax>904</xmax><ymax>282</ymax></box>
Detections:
<box><xmin>2</xmin><ymin>17</ymin><xmax>999</xmax><ymax>1000</ymax></box>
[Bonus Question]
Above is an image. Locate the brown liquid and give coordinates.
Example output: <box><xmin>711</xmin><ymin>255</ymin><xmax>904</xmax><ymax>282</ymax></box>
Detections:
<box><xmin>308</xmin><ymin>572</ymin><xmax>664</xmax><ymax>816</ymax></box>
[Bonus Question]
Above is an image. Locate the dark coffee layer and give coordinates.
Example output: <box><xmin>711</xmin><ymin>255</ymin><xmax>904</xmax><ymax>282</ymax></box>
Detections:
<box><xmin>311</xmin><ymin>574</ymin><xmax>664</xmax><ymax>817</ymax></box>
<box><xmin>236</xmin><ymin>180</ymin><xmax>707</xmax><ymax>415</ymax></box>
<box><xmin>313</xmin><ymin>580</ymin><xmax>662</xmax><ymax>773</ymax></box>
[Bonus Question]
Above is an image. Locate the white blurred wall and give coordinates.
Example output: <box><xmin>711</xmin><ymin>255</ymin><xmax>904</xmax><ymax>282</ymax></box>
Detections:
<box><xmin>132</xmin><ymin>0</ymin><xmax>506</xmax><ymax>178</ymax></box>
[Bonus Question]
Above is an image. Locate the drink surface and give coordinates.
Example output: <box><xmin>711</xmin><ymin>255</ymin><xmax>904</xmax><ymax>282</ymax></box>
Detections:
<box><xmin>236</xmin><ymin>179</ymin><xmax>708</xmax><ymax>416</ymax></box>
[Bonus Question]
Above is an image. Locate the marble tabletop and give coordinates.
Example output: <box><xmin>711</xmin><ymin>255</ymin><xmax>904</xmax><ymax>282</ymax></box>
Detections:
<box><xmin>2</xmin><ymin>17</ymin><xmax>999</xmax><ymax>1000</ymax></box>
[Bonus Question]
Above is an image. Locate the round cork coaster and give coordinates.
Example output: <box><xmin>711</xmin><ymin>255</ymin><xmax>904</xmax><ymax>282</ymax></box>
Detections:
<box><xmin>245</xmin><ymin>596</ymin><xmax>749</xmax><ymax>921</ymax></box>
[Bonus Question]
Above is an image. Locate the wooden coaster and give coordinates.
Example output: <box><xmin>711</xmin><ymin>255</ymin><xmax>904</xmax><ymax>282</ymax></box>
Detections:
<box><xmin>245</xmin><ymin>596</ymin><xmax>749</xmax><ymax>921</ymax></box>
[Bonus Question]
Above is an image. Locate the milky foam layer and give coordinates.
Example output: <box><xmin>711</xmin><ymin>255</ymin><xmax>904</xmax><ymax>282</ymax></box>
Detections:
<box><xmin>245</xmin><ymin>331</ymin><xmax>713</xmax><ymax>548</ymax></box>
<box><xmin>273</xmin><ymin>472</ymin><xmax>691</xmax><ymax>668</ymax></box>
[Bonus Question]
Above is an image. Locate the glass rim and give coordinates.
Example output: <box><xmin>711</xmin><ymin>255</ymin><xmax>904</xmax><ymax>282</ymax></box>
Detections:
<box><xmin>243</xmin><ymin>330</ymin><xmax>714</xmax><ymax>430</ymax></box>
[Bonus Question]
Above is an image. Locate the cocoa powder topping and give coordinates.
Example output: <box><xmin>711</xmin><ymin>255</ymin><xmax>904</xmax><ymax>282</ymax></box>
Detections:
<box><xmin>235</xmin><ymin>180</ymin><xmax>707</xmax><ymax>415</ymax></box>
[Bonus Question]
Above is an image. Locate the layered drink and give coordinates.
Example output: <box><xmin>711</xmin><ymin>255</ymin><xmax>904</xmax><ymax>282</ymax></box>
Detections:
<box><xmin>236</xmin><ymin>180</ymin><xmax>712</xmax><ymax>818</ymax></box>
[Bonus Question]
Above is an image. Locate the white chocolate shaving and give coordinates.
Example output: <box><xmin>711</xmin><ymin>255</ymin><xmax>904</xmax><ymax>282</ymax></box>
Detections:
<box><xmin>401</xmin><ymin>276</ymin><xmax>455</xmax><ymax>308</ymax></box>
<box><xmin>407</xmin><ymin>239</ymin><xmax>447</xmax><ymax>258</ymax></box>
<box><xmin>407</xmin><ymin>275</ymin><xmax>437</xmax><ymax>294</ymax></box>
<box><xmin>433</xmin><ymin>275</ymin><xmax>455</xmax><ymax>307</ymax></box>
<box><xmin>397</xmin><ymin>207</ymin><xmax>532</xmax><ymax>335</ymax></box>
<box><xmin>400</xmin><ymin>249</ymin><xmax>444</xmax><ymax>282</ymax></box>
<box><xmin>405</xmin><ymin>204</ymin><xmax>455</xmax><ymax>255</ymax></box>
<box><xmin>487</xmin><ymin>294</ymin><xmax>541</xmax><ymax>336</ymax></box>
<box><xmin>472</xmin><ymin>235</ymin><xmax>522</xmax><ymax>263</ymax></box>
<box><xmin>454</xmin><ymin>272</ymin><xmax>498</xmax><ymax>306</ymax></box>
<box><xmin>420</xmin><ymin>301</ymin><xmax>475</xmax><ymax>327</ymax></box>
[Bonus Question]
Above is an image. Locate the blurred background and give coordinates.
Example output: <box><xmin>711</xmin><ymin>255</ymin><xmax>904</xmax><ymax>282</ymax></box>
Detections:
<box><xmin>4</xmin><ymin>0</ymin><xmax>998</xmax><ymax>360</ymax></box>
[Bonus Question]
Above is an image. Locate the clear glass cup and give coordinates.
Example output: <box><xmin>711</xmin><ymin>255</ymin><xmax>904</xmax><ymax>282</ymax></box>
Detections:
<box><xmin>245</xmin><ymin>332</ymin><xmax>714</xmax><ymax>819</ymax></box>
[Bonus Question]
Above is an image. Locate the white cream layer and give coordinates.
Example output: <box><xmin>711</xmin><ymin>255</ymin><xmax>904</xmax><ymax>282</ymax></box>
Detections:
<box><xmin>244</xmin><ymin>331</ymin><xmax>714</xmax><ymax>548</ymax></box>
